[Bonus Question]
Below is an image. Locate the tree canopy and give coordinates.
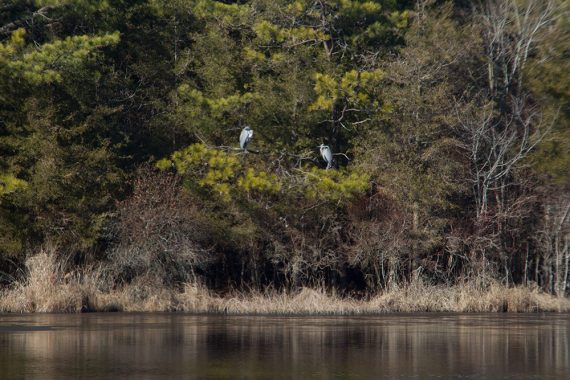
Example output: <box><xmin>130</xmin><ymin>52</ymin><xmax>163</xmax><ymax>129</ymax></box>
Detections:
<box><xmin>1</xmin><ymin>0</ymin><xmax>568</xmax><ymax>295</ymax></box>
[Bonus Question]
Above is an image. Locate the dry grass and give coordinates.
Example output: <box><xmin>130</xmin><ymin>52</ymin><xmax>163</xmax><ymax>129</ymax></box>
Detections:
<box><xmin>367</xmin><ymin>278</ymin><xmax>568</xmax><ymax>313</ymax></box>
<box><xmin>0</xmin><ymin>251</ymin><xmax>83</xmax><ymax>313</ymax></box>
<box><xmin>1</xmin><ymin>250</ymin><xmax>569</xmax><ymax>314</ymax></box>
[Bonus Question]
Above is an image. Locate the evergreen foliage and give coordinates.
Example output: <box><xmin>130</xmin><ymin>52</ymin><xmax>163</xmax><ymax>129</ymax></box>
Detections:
<box><xmin>0</xmin><ymin>0</ymin><xmax>568</xmax><ymax>295</ymax></box>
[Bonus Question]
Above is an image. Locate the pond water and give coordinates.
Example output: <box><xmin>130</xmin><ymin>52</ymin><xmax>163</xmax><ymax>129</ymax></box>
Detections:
<box><xmin>0</xmin><ymin>313</ymin><xmax>569</xmax><ymax>379</ymax></box>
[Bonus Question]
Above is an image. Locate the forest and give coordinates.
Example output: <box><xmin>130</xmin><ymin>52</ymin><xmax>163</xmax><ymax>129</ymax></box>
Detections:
<box><xmin>0</xmin><ymin>0</ymin><xmax>569</xmax><ymax>313</ymax></box>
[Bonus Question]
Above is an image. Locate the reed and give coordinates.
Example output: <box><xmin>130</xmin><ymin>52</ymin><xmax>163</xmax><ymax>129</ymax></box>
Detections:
<box><xmin>0</xmin><ymin>250</ymin><xmax>83</xmax><ymax>313</ymax></box>
<box><xmin>1</xmin><ymin>251</ymin><xmax>569</xmax><ymax>314</ymax></box>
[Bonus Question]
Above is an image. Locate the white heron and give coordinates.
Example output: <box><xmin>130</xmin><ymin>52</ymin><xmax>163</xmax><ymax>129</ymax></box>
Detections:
<box><xmin>319</xmin><ymin>144</ymin><xmax>333</xmax><ymax>169</ymax></box>
<box><xmin>239</xmin><ymin>126</ymin><xmax>253</xmax><ymax>151</ymax></box>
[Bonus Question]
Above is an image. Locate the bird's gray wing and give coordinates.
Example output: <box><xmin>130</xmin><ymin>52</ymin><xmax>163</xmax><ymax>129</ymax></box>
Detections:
<box><xmin>239</xmin><ymin>129</ymin><xmax>248</xmax><ymax>149</ymax></box>
<box><xmin>323</xmin><ymin>147</ymin><xmax>333</xmax><ymax>168</ymax></box>
<box><xmin>324</xmin><ymin>148</ymin><xmax>333</xmax><ymax>163</ymax></box>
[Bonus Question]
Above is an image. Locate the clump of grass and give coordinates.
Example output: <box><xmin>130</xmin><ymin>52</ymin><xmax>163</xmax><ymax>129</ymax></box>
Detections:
<box><xmin>0</xmin><ymin>249</ymin><xmax>83</xmax><ymax>312</ymax></box>
<box><xmin>86</xmin><ymin>275</ymin><xmax>175</xmax><ymax>312</ymax></box>
<box><xmin>452</xmin><ymin>281</ymin><xmax>565</xmax><ymax>312</ymax></box>
<box><xmin>367</xmin><ymin>278</ymin><xmax>569</xmax><ymax>313</ymax></box>
<box><xmin>175</xmin><ymin>283</ymin><xmax>220</xmax><ymax>312</ymax></box>
<box><xmin>214</xmin><ymin>288</ymin><xmax>361</xmax><ymax>315</ymax></box>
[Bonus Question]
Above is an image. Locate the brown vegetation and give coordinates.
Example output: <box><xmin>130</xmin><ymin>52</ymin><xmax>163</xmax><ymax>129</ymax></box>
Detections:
<box><xmin>1</xmin><ymin>249</ymin><xmax>567</xmax><ymax>314</ymax></box>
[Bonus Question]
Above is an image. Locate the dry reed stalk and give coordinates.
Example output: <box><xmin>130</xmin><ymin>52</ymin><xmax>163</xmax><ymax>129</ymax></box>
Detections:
<box><xmin>1</xmin><ymin>251</ymin><xmax>569</xmax><ymax>314</ymax></box>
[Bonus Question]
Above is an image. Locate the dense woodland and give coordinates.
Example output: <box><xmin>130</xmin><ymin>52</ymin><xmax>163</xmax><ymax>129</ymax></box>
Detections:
<box><xmin>1</xmin><ymin>0</ymin><xmax>569</xmax><ymax>297</ymax></box>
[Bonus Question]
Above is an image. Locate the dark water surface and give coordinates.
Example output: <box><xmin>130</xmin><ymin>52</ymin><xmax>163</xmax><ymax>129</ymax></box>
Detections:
<box><xmin>0</xmin><ymin>313</ymin><xmax>569</xmax><ymax>379</ymax></box>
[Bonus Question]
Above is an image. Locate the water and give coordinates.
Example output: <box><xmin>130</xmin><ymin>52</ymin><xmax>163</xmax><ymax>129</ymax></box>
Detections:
<box><xmin>0</xmin><ymin>313</ymin><xmax>569</xmax><ymax>379</ymax></box>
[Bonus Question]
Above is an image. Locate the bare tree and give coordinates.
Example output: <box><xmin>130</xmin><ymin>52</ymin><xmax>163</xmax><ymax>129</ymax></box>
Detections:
<box><xmin>452</xmin><ymin>0</ymin><xmax>561</xmax><ymax>283</ymax></box>
<box><xmin>537</xmin><ymin>197</ymin><xmax>570</xmax><ymax>295</ymax></box>
<box><xmin>459</xmin><ymin>0</ymin><xmax>560</xmax><ymax>221</ymax></box>
<box><xmin>109</xmin><ymin>169</ymin><xmax>213</xmax><ymax>284</ymax></box>
<box><xmin>459</xmin><ymin>97</ymin><xmax>546</xmax><ymax>221</ymax></box>
<box><xmin>476</xmin><ymin>0</ymin><xmax>558</xmax><ymax>101</ymax></box>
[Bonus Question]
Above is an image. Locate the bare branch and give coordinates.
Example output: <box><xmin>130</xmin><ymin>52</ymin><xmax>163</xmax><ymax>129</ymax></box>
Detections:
<box><xmin>0</xmin><ymin>6</ymin><xmax>58</xmax><ymax>36</ymax></box>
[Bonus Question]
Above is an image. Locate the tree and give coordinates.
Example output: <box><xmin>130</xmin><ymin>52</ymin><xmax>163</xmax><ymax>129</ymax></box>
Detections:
<box><xmin>0</xmin><ymin>1</ymin><xmax>120</xmax><ymax>257</ymax></box>
<box><xmin>454</xmin><ymin>0</ymin><xmax>565</xmax><ymax>285</ymax></box>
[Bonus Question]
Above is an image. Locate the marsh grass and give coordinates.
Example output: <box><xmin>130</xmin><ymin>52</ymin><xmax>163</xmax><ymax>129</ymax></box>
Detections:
<box><xmin>1</xmin><ymin>250</ymin><xmax>568</xmax><ymax>314</ymax></box>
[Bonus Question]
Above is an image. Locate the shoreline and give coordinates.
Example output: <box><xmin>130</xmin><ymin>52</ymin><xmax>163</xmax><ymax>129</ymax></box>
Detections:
<box><xmin>1</xmin><ymin>252</ymin><xmax>569</xmax><ymax>314</ymax></box>
<box><xmin>2</xmin><ymin>282</ymin><xmax>569</xmax><ymax>315</ymax></box>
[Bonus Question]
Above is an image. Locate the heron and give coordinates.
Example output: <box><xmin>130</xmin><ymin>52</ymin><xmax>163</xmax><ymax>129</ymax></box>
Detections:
<box><xmin>239</xmin><ymin>126</ymin><xmax>253</xmax><ymax>151</ymax></box>
<box><xmin>319</xmin><ymin>144</ymin><xmax>333</xmax><ymax>169</ymax></box>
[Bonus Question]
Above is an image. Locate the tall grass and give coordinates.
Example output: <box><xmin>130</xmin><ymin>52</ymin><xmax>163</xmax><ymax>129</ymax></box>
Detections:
<box><xmin>0</xmin><ymin>250</ymin><xmax>84</xmax><ymax>312</ymax></box>
<box><xmin>1</xmin><ymin>250</ymin><xmax>568</xmax><ymax>314</ymax></box>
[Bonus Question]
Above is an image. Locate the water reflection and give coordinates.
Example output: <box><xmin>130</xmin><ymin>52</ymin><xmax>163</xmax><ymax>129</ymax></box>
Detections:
<box><xmin>0</xmin><ymin>313</ymin><xmax>569</xmax><ymax>379</ymax></box>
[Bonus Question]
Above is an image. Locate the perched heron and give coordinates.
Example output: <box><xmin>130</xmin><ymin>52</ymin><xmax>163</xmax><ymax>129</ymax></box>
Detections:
<box><xmin>239</xmin><ymin>126</ymin><xmax>253</xmax><ymax>151</ymax></box>
<box><xmin>319</xmin><ymin>144</ymin><xmax>333</xmax><ymax>169</ymax></box>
